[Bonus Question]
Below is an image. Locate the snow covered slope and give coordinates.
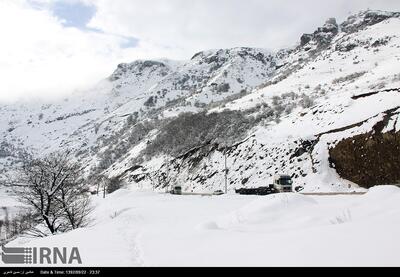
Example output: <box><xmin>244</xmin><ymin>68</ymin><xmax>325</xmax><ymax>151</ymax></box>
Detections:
<box><xmin>1</xmin><ymin>10</ymin><xmax>400</xmax><ymax>197</ymax></box>
<box><xmin>110</xmin><ymin>11</ymin><xmax>400</xmax><ymax>193</ymax></box>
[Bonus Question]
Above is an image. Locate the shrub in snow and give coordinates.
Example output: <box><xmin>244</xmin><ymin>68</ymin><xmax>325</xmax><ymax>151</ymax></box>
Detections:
<box><xmin>273</xmin><ymin>103</ymin><xmax>285</xmax><ymax>115</ymax></box>
<box><xmin>368</xmin><ymin>81</ymin><xmax>386</xmax><ymax>90</ymax></box>
<box><xmin>144</xmin><ymin>96</ymin><xmax>157</xmax><ymax>107</ymax></box>
<box><xmin>272</xmin><ymin>96</ymin><xmax>281</xmax><ymax>106</ymax></box>
<box><xmin>106</xmin><ymin>177</ymin><xmax>126</xmax><ymax>194</ymax></box>
<box><xmin>94</xmin><ymin>124</ymin><xmax>100</xmax><ymax>134</ymax></box>
<box><xmin>392</xmin><ymin>73</ymin><xmax>400</xmax><ymax>82</ymax></box>
<box><xmin>284</xmin><ymin>103</ymin><xmax>295</xmax><ymax>115</ymax></box>
<box><xmin>281</xmin><ymin>92</ymin><xmax>299</xmax><ymax>100</ymax></box>
<box><xmin>217</xmin><ymin>83</ymin><xmax>231</xmax><ymax>93</ymax></box>
<box><xmin>300</xmin><ymin>94</ymin><xmax>315</xmax><ymax>108</ymax></box>
<box><xmin>194</xmin><ymin>101</ymin><xmax>206</xmax><ymax>108</ymax></box>
<box><xmin>126</xmin><ymin>112</ymin><xmax>139</xmax><ymax>126</ymax></box>
<box><xmin>332</xmin><ymin>71</ymin><xmax>367</xmax><ymax>84</ymax></box>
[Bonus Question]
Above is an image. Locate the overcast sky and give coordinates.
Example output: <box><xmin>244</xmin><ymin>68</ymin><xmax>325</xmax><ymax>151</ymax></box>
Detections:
<box><xmin>0</xmin><ymin>0</ymin><xmax>399</xmax><ymax>102</ymax></box>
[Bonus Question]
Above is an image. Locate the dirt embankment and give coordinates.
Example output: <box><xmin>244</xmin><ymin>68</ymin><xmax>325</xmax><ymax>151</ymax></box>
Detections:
<box><xmin>329</xmin><ymin>108</ymin><xmax>400</xmax><ymax>188</ymax></box>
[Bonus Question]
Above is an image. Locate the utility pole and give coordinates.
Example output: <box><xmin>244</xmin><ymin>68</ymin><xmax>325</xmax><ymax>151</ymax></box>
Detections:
<box><xmin>224</xmin><ymin>147</ymin><xmax>228</xmax><ymax>194</ymax></box>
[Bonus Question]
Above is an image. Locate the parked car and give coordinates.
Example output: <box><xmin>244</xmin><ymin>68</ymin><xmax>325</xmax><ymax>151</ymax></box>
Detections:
<box><xmin>213</xmin><ymin>190</ymin><xmax>225</xmax><ymax>195</ymax></box>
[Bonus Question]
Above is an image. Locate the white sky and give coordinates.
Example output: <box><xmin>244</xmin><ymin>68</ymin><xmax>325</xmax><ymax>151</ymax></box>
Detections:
<box><xmin>0</xmin><ymin>0</ymin><xmax>399</xmax><ymax>102</ymax></box>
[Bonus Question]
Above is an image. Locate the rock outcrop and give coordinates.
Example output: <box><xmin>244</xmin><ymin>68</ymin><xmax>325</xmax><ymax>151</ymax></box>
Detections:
<box><xmin>300</xmin><ymin>17</ymin><xmax>339</xmax><ymax>47</ymax></box>
<box><xmin>329</xmin><ymin>108</ymin><xmax>400</xmax><ymax>188</ymax></box>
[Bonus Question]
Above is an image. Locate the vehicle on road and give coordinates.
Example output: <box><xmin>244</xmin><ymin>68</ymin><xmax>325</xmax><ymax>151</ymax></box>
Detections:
<box><xmin>213</xmin><ymin>190</ymin><xmax>225</xmax><ymax>195</ymax></box>
<box><xmin>235</xmin><ymin>186</ymin><xmax>278</xmax><ymax>195</ymax></box>
<box><xmin>235</xmin><ymin>174</ymin><xmax>293</xmax><ymax>195</ymax></box>
<box><xmin>170</xmin><ymin>185</ymin><xmax>182</xmax><ymax>195</ymax></box>
<box><xmin>273</xmin><ymin>174</ymin><xmax>293</xmax><ymax>193</ymax></box>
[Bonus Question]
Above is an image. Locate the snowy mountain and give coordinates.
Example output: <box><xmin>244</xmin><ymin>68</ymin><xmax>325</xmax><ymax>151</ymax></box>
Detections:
<box><xmin>1</xmin><ymin>10</ymin><xmax>400</xmax><ymax>197</ymax></box>
<box><xmin>1</xmin><ymin>10</ymin><xmax>400</xmax><ymax>268</ymax></box>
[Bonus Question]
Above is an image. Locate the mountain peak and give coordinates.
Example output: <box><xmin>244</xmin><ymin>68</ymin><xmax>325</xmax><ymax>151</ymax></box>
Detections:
<box><xmin>109</xmin><ymin>60</ymin><xmax>169</xmax><ymax>81</ymax></box>
<box><xmin>340</xmin><ymin>10</ymin><xmax>400</xmax><ymax>33</ymax></box>
<box><xmin>299</xmin><ymin>10</ymin><xmax>400</xmax><ymax>48</ymax></box>
<box><xmin>190</xmin><ymin>47</ymin><xmax>274</xmax><ymax>68</ymax></box>
<box><xmin>300</xmin><ymin>17</ymin><xmax>338</xmax><ymax>47</ymax></box>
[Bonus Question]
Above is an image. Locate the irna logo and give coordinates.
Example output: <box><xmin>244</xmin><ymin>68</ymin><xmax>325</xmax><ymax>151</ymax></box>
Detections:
<box><xmin>1</xmin><ymin>245</ymin><xmax>82</xmax><ymax>265</ymax></box>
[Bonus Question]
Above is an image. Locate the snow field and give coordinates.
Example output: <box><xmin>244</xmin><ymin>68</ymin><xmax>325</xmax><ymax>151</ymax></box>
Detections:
<box><xmin>6</xmin><ymin>185</ymin><xmax>400</xmax><ymax>266</ymax></box>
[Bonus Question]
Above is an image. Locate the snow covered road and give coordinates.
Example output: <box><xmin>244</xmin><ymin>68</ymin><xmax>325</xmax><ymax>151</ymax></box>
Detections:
<box><xmin>6</xmin><ymin>186</ymin><xmax>400</xmax><ymax>267</ymax></box>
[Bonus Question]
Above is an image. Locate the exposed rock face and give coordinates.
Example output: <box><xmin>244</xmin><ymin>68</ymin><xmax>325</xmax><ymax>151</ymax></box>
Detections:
<box><xmin>191</xmin><ymin>47</ymin><xmax>275</xmax><ymax>66</ymax></box>
<box><xmin>341</xmin><ymin>10</ymin><xmax>400</xmax><ymax>33</ymax></box>
<box><xmin>109</xmin><ymin>60</ymin><xmax>170</xmax><ymax>81</ymax></box>
<box><xmin>314</xmin><ymin>18</ymin><xmax>339</xmax><ymax>45</ymax></box>
<box><xmin>300</xmin><ymin>34</ymin><xmax>313</xmax><ymax>46</ymax></box>
<box><xmin>300</xmin><ymin>11</ymin><xmax>400</xmax><ymax>49</ymax></box>
<box><xmin>329</xmin><ymin>131</ymin><xmax>400</xmax><ymax>188</ymax></box>
<box><xmin>329</xmin><ymin>109</ymin><xmax>400</xmax><ymax>188</ymax></box>
<box><xmin>300</xmin><ymin>18</ymin><xmax>339</xmax><ymax>47</ymax></box>
<box><xmin>335</xmin><ymin>42</ymin><xmax>358</xmax><ymax>52</ymax></box>
<box><xmin>320</xmin><ymin>18</ymin><xmax>339</xmax><ymax>34</ymax></box>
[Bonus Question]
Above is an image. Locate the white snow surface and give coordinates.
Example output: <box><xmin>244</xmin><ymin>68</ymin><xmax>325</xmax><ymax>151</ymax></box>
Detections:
<box><xmin>6</xmin><ymin>185</ymin><xmax>400</xmax><ymax>267</ymax></box>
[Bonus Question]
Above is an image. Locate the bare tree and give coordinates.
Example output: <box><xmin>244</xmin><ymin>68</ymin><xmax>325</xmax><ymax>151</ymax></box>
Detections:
<box><xmin>89</xmin><ymin>174</ymin><xmax>109</xmax><ymax>198</ymax></box>
<box><xmin>1</xmin><ymin>209</ymin><xmax>37</xmax><ymax>244</ymax></box>
<box><xmin>10</xmin><ymin>151</ymin><xmax>92</xmax><ymax>236</ymax></box>
<box><xmin>57</xmin><ymin>179</ymin><xmax>92</xmax><ymax>231</ymax></box>
<box><xmin>89</xmin><ymin>174</ymin><xmax>124</xmax><ymax>198</ymax></box>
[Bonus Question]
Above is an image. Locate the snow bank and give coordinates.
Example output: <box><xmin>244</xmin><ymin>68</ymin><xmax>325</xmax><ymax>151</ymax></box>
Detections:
<box><xmin>201</xmin><ymin>194</ymin><xmax>320</xmax><ymax>233</ymax></box>
<box><xmin>6</xmin><ymin>189</ymin><xmax>400</xmax><ymax>267</ymax></box>
<box><xmin>364</xmin><ymin>185</ymin><xmax>400</xmax><ymax>199</ymax></box>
